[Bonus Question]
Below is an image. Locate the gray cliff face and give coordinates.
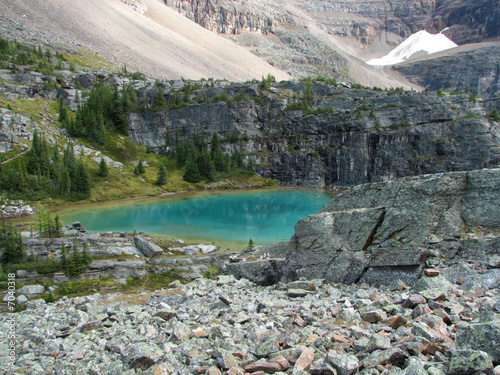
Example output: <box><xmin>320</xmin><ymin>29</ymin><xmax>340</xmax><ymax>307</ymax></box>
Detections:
<box><xmin>162</xmin><ymin>0</ymin><xmax>500</xmax><ymax>44</ymax></box>
<box><xmin>162</xmin><ymin>0</ymin><xmax>279</xmax><ymax>35</ymax></box>
<box><xmin>394</xmin><ymin>44</ymin><xmax>500</xmax><ymax>99</ymax></box>
<box><xmin>128</xmin><ymin>83</ymin><xmax>500</xmax><ymax>188</ymax></box>
<box><xmin>226</xmin><ymin>168</ymin><xmax>500</xmax><ymax>287</ymax></box>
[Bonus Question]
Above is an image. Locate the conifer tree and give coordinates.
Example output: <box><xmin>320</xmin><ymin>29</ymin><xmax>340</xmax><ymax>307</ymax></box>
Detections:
<box><xmin>58</xmin><ymin>99</ymin><xmax>68</xmax><ymax>123</ymax></box>
<box><xmin>153</xmin><ymin>87</ymin><xmax>167</xmax><ymax>110</ymax></box>
<box><xmin>183</xmin><ymin>157</ymin><xmax>201</xmax><ymax>183</ymax></box>
<box><xmin>81</xmin><ymin>242</ymin><xmax>93</xmax><ymax>267</ymax></box>
<box><xmin>98</xmin><ymin>158</ymin><xmax>109</xmax><ymax>177</ymax></box>
<box><xmin>156</xmin><ymin>163</ymin><xmax>167</xmax><ymax>186</ymax></box>
<box><xmin>71</xmin><ymin>160</ymin><xmax>92</xmax><ymax>199</ymax></box>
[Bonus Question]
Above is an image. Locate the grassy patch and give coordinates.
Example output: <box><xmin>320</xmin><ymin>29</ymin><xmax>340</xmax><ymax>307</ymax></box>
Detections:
<box><xmin>0</xmin><ymin>97</ymin><xmax>58</xmax><ymax>122</ymax></box>
<box><xmin>61</xmin><ymin>47</ymin><xmax>117</xmax><ymax>71</ymax></box>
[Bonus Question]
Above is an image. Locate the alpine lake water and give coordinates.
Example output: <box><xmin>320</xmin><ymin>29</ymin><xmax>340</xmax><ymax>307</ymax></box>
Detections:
<box><xmin>58</xmin><ymin>188</ymin><xmax>333</xmax><ymax>249</ymax></box>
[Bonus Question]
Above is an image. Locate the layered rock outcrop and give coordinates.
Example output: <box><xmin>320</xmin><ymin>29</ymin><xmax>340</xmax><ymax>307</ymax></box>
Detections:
<box><xmin>226</xmin><ymin>168</ymin><xmax>500</xmax><ymax>287</ymax></box>
<box><xmin>128</xmin><ymin>83</ymin><xmax>500</xmax><ymax>187</ymax></box>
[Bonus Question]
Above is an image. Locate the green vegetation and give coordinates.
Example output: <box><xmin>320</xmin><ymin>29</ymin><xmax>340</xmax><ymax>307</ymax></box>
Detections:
<box><xmin>488</xmin><ymin>109</ymin><xmax>500</xmax><ymax>122</ymax></box>
<box><xmin>0</xmin><ymin>220</ymin><xmax>25</xmax><ymax>264</ymax></box>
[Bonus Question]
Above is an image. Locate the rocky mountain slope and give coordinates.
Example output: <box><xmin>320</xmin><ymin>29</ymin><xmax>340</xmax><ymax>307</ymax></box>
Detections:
<box><xmin>2</xmin><ymin>0</ymin><xmax>499</xmax><ymax>93</ymax></box>
<box><xmin>0</xmin><ymin>0</ymin><xmax>289</xmax><ymax>81</ymax></box>
<box><xmin>161</xmin><ymin>0</ymin><xmax>500</xmax><ymax>91</ymax></box>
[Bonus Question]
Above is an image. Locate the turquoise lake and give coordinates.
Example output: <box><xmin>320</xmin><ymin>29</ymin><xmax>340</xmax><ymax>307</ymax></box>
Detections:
<box><xmin>59</xmin><ymin>189</ymin><xmax>332</xmax><ymax>246</ymax></box>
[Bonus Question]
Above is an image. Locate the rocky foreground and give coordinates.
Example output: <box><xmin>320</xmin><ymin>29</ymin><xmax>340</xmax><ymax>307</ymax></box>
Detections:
<box><xmin>2</xmin><ymin>266</ymin><xmax>500</xmax><ymax>375</ymax></box>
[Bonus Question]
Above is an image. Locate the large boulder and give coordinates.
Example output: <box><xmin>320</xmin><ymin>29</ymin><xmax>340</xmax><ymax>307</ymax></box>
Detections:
<box><xmin>456</xmin><ymin>320</ymin><xmax>500</xmax><ymax>362</ymax></box>
<box><xmin>17</xmin><ymin>285</ymin><xmax>45</xmax><ymax>296</ymax></box>
<box><xmin>133</xmin><ymin>236</ymin><xmax>163</xmax><ymax>257</ymax></box>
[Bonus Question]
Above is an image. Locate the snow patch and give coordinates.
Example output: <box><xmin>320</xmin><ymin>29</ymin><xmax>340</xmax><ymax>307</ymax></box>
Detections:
<box><xmin>367</xmin><ymin>30</ymin><xmax>458</xmax><ymax>66</ymax></box>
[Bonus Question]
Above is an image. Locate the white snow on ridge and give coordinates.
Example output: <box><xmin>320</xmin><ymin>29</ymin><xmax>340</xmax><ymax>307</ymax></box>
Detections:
<box><xmin>367</xmin><ymin>29</ymin><xmax>458</xmax><ymax>66</ymax></box>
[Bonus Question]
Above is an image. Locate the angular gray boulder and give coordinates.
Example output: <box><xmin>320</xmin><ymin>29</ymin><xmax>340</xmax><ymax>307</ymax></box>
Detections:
<box><xmin>133</xmin><ymin>236</ymin><xmax>163</xmax><ymax>257</ymax></box>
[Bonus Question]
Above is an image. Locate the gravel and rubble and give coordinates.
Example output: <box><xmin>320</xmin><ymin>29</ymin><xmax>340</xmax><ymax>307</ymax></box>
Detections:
<box><xmin>2</xmin><ymin>267</ymin><xmax>500</xmax><ymax>374</ymax></box>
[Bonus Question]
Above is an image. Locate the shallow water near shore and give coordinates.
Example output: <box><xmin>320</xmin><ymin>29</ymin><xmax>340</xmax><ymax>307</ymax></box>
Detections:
<box><xmin>57</xmin><ymin>188</ymin><xmax>333</xmax><ymax>247</ymax></box>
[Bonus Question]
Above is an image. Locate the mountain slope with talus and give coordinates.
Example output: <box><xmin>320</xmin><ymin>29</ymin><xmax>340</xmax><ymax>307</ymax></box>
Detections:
<box><xmin>0</xmin><ymin>0</ymin><xmax>290</xmax><ymax>81</ymax></box>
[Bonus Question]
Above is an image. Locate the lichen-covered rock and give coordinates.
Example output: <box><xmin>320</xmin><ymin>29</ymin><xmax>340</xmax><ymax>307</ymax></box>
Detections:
<box><xmin>456</xmin><ymin>321</ymin><xmax>500</xmax><ymax>361</ymax></box>
<box><xmin>448</xmin><ymin>350</ymin><xmax>494</xmax><ymax>375</ymax></box>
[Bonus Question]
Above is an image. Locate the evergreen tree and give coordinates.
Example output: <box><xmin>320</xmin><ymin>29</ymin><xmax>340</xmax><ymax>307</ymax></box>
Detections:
<box><xmin>71</xmin><ymin>160</ymin><xmax>92</xmax><ymax>199</ymax></box>
<box><xmin>81</xmin><ymin>242</ymin><xmax>93</xmax><ymax>266</ymax></box>
<box><xmin>135</xmin><ymin>159</ymin><xmax>145</xmax><ymax>175</ymax></box>
<box><xmin>155</xmin><ymin>163</ymin><xmax>167</xmax><ymax>186</ymax></box>
<box><xmin>60</xmin><ymin>245</ymin><xmax>68</xmax><ymax>271</ymax></box>
<box><xmin>58</xmin><ymin>99</ymin><xmax>68</xmax><ymax>123</ymax></box>
<box><xmin>54</xmin><ymin>215</ymin><xmax>62</xmax><ymax>237</ymax></box>
<box><xmin>98</xmin><ymin>158</ymin><xmax>109</xmax><ymax>177</ymax></box>
<box><xmin>197</xmin><ymin>148</ymin><xmax>212</xmax><ymax>180</ymax></box>
<box><xmin>153</xmin><ymin>87</ymin><xmax>167</xmax><ymax>110</ymax></box>
<box><xmin>183</xmin><ymin>157</ymin><xmax>201</xmax><ymax>183</ymax></box>
<box><xmin>0</xmin><ymin>220</ymin><xmax>25</xmax><ymax>264</ymax></box>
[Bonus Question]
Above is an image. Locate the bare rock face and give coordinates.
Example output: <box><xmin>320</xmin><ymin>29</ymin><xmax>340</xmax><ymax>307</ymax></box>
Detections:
<box><xmin>226</xmin><ymin>168</ymin><xmax>500</xmax><ymax>287</ymax></box>
<box><xmin>394</xmin><ymin>44</ymin><xmax>500</xmax><ymax>99</ymax></box>
<box><xmin>128</xmin><ymin>83</ymin><xmax>500</xmax><ymax>188</ymax></box>
<box><xmin>163</xmin><ymin>0</ymin><xmax>279</xmax><ymax>35</ymax></box>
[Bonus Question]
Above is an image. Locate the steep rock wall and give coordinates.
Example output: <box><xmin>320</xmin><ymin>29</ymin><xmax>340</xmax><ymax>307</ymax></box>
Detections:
<box><xmin>127</xmin><ymin>84</ymin><xmax>500</xmax><ymax>187</ymax></box>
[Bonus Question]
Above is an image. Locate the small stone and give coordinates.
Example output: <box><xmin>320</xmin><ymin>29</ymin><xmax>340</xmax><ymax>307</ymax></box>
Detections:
<box><xmin>326</xmin><ymin>353</ymin><xmax>360</xmax><ymax>375</ymax></box>
<box><xmin>80</xmin><ymin>320</ymin><xmax>103</xmax><ymax>333</ymax></box>
<box><xmin>16</xmin><ymin>295</ymin><xmax>28</xmax><ymax>305</ymax></box>
<box><xmin>287</xmin><ymin>289</ymin><xmax>309</xmax><ymax>298</ymax></box>
<box><xmin>219</xmin><ymin>293</ymin><xmax>234</xmax><ymax>305</ymax></box>
<box><xmin>384</xmin><ymin>315</ymin><xmax>407</xmax><ymax>329</ymax></box>
<box><xmin>294</xmin><ymin>346</ymin><xmax>315</xmax><ymax>371</ymax></box>
<box><xmin>402</xmin><ymin>294</ymin><xmax>427</xmax><ymax>308</ymax></box>
<box><xmin>17</xmin><ymin>284</ymin><xmax>45</xmax><ymax>296</ymax></box>
<box><xmin>366</xmin><ymin>334</ymin><xmax>391</xmax><ymax>353</ymax></box>
<box><xmin>153</xmin><ymin>363</ymin><xmax>170</xmax><ymax>375</ymax></box>
<box><xmin>192</xmin><ymin>327</ymin><xmax>205</xmax><ymax>338</ymax></box>
<box><xmin>244</xmin><ymin>360</ymin><xmax>282</xmax><ymax>373</ymax></box>
<box><xmin>424</xmin><ymin>268</ymin><xmax>440</xmax><ymax>277</ymax></box>
<box><xmin>227</xmin><ymin>368</ymin><xmax>245</xmax><ymax>375</ymax></box>
<box><xmin>361</xmin><ymin>310</ymin><xmax>387</xmax><ymax>323</ymax></box>
<box><xmin>206</xmin><ymin>366</ymin><xmax>222</xmax><ymax>375</ymax></box>
<box><xmin>269</xmin><ymin>355</ymin><xmax>290</xmax><ymax>370</ymax></box>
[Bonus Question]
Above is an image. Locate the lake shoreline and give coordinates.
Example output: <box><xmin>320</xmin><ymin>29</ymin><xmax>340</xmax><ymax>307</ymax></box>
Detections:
<box><xmin>55</xmin><ymin>187</ymin><xmax>334</xmax><ymax>248</ymax></box>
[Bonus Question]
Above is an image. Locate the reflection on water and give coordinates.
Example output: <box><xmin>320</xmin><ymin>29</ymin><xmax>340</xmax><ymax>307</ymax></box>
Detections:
<box><xmin>60</xmin><ymin>189</ymin><xmax>332</xmax><ymax>245</ymax></box>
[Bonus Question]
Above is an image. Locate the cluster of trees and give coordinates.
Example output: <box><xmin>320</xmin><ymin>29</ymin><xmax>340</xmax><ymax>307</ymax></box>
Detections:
<box><xmin>0</xmin><ymin>220</ymin><xmax>25</xmax><ymax>264</ymax></box>
<box><xmin>0</xmin><ymin>36</ymin><xmax>73</xmax><ymax>76</ymax></box>
<box><xmin>36</xmin><ymin>205</ymin><xmax>63</xmax><ymax>238</ymax></box>
<box><xmin>60</xmin><ymin>240</ymin><xmax>93</xmax><ymax>277</ymax></box>
<box><xmin>64</xmin><ymin>84</ymin><xmax>139</xmax><ymax>144</ymax></box>
<box><xmin>0</xmin><ymin>132</ymin><xmax>92</xmax><ymax>200</ymax></box>
<box><xmin>174</xmin><ymin>131</ymin><xmax>249</xmax><ymax>183</ymax></box>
